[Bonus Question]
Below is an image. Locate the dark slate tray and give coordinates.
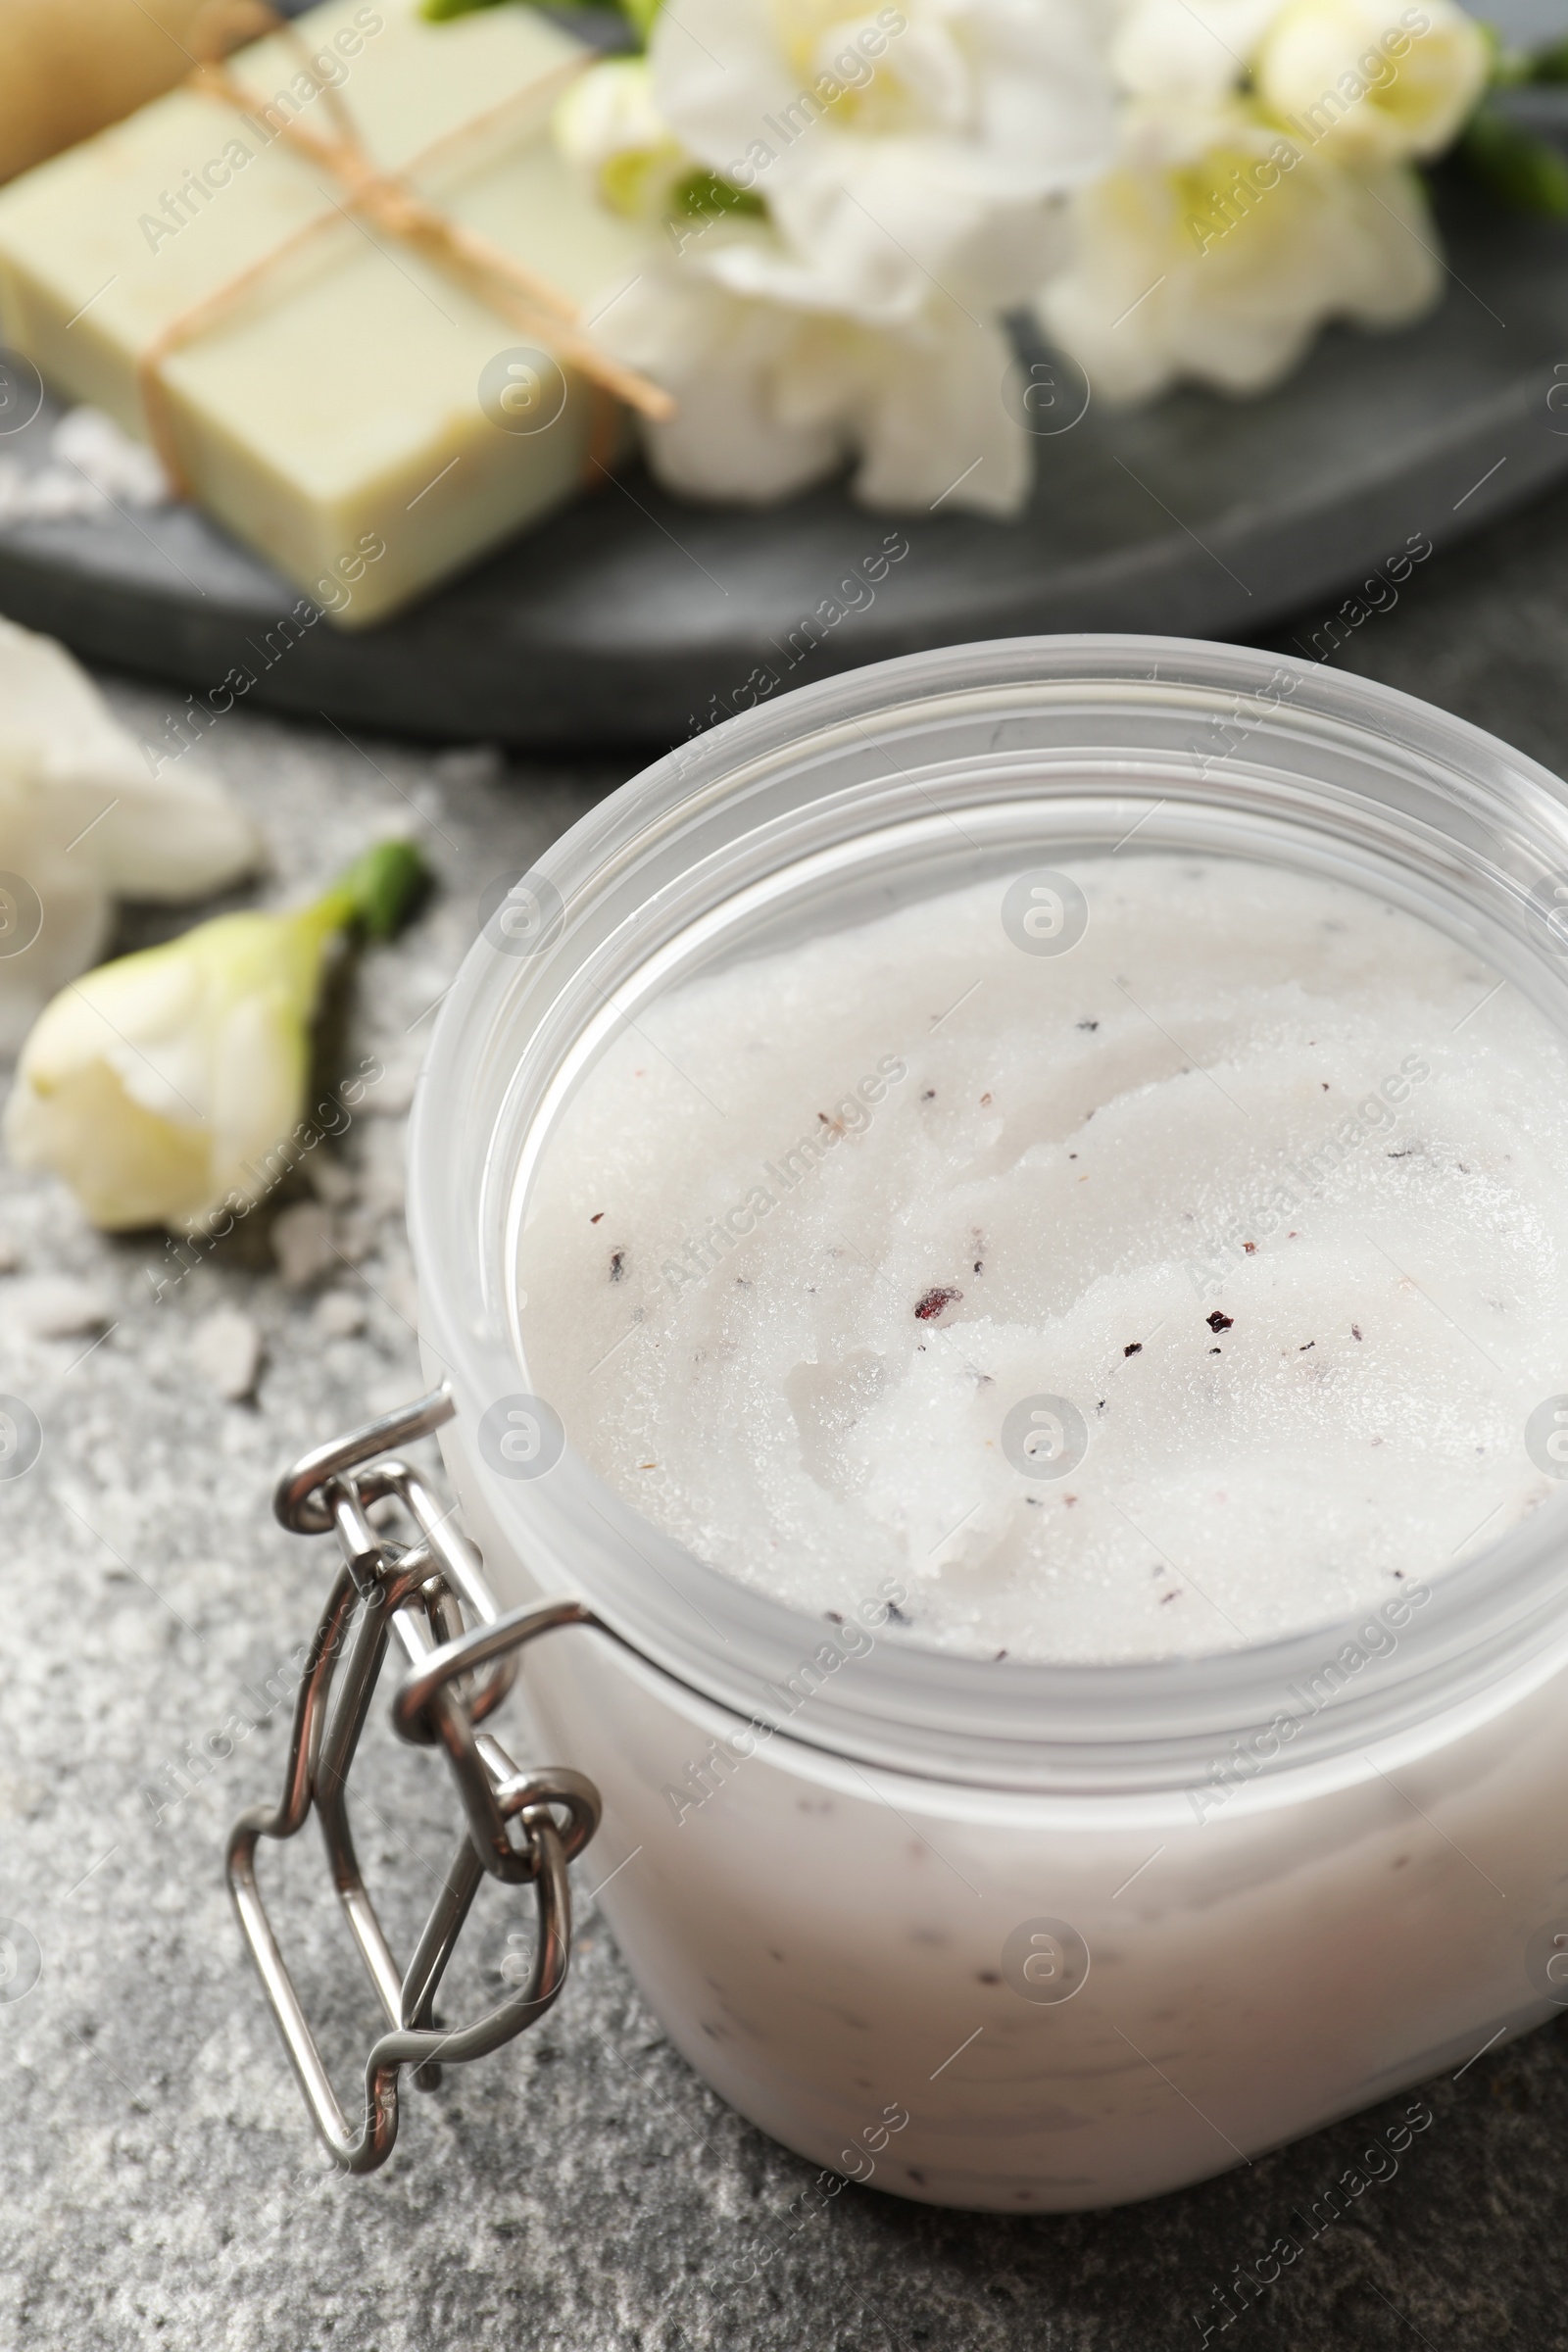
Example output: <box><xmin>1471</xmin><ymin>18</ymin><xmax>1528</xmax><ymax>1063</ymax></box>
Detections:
<box><xmin>1</xmin><ymin>174</ymin><xmax>1565</xmax><ymax>748</ymax></box>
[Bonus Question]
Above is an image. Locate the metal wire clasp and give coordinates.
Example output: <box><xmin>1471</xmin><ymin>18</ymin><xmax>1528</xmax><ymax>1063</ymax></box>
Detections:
<box><xmin>227</xmin><ymin>1383</ymin><xmax>605</xmax><ymax>2174</ymax></box>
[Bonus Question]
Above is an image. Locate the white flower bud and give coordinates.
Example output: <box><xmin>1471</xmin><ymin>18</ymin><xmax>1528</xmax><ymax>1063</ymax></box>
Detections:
<box><xmin>5</xmin><ymin>843</ymin><xmax>422</xmax><ymax>1234</ymax></box>
<box><xmin>554</xmin><ymin>59</ymin><xmax>688</xmax><ymax>218</ymax></box>
<box><xmin>1255</xmin><ymin>0</ymin><xmax>1489</xmax><ymax>165</ymax></box>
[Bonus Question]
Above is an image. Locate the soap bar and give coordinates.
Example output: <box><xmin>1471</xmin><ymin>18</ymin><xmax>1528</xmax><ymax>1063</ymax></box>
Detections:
<box><xmin>0</xmin><ymin>0</ymin><xmax>652</xmax><ymax>626</ymax></box>
<box><xmin>0</xmin><ymin>0</ymin><xmax>217</xmax><ymax>185</ymax></box>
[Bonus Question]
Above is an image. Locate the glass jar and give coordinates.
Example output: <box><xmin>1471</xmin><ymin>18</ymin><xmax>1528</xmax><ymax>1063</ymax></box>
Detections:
<box><xmin>406</xmin><ymin>635</ymin><xmax>1568</xmax><ymax>2214</ymax></box>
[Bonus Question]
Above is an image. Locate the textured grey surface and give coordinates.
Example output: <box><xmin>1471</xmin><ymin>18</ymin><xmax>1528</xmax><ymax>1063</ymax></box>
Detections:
<box><xmin>7</xmin><ymin>512</ymin><xmax>1568</xmax><ymax>2349</ymax></box>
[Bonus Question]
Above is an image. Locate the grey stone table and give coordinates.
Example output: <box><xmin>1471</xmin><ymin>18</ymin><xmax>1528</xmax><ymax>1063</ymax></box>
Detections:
<box><xmin>7</xmin><ymin>500</ymin><xmax>1568</xmax><ymax>2352</ymax></box>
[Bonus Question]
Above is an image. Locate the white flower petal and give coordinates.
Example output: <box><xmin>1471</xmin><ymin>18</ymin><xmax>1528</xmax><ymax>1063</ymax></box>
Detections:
<box><xmin>648</xmin><ymin>0</ymin><xmax>1113</xmax><ymax>318</ymax></box>
<box><xmin>1110</xmin><ymin>0</ymin><xmax>1283</xmax><ymax>99</ymax></box>
<box><xmin>0</xmin><ymin>613</ymin><xmax>259</xmax><ymax>900</ymax></box>
<box><xmin>850</xmin><ymin>307</ymin><xmax>1031</xmax><ymax>515</ymax></box>
<box><xmin>208</xmin><ymin>986</ymin><xmax>311</xmax><ymax>1208</ymax></box>
<box><xmin>596</xmin><ymin>266</ymin><xmax>851</xmax><ymax>502</ymax></box>
<box><xmin>592</xmin><ymin>252</ymin><xmax>1031</xmax><ymax>516</ymax></box>
<box><xmin>1041</xmin><ymin>103</ymin><xmax>1442</xmax><ymax>404</ymax></box>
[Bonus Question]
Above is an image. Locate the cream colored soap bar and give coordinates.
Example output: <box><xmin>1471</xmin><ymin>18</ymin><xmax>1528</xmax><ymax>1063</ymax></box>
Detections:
<box><xmin>0</xmin><ymin>0</ymin><xmax>651</xmax><ymax>626</ymax></box>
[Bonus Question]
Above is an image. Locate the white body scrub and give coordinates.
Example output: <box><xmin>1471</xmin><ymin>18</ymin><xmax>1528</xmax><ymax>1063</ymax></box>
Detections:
<box><xmin>520</xmin><ymin>854</ymin><xmax>1568</xmax><ymax>1659</ymax></box>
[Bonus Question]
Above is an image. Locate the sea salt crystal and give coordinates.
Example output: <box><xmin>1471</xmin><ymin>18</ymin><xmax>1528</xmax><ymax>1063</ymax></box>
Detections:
<box><xmin>314</xmin><ymin>1290</ymin><xmax>367</xmax><ymax>1340</ymax></box>
<box><xmin>191</xmin><ymin>1306</ymin><xmax>261</xmax><ymax>1402</ymax></box>
<box><xmin>0</xmin><ymin>1274</ymin><xmax>110</xmax><ymax>1340</ymax></box>
<box><xmin>270</xmin><ymin>1201</ymin><xmax>336</xmax><ymax>1290</ymax></box>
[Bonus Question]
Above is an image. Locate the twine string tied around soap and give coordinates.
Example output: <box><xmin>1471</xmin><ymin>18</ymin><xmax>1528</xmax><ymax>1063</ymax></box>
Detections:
<box><xmin>136</xmin><ymin>0</ymin><xmax>672</xmax><ymax>498</ymax></box>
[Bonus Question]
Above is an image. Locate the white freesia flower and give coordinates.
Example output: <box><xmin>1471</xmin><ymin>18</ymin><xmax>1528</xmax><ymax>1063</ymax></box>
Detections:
<box><xmin>1255</xmin><ymin>0</ymin><xmax>1489</xmax><ymax>165</ymax></box>
<box><xmin>1039</xmin><ymin>100</ymin><xmax>1439</xmax><ymax>402</ymax></box>
<box><xmin>648</xmin><ymin>0</ymin><xmax>1116</xmax><ymax>320</ymax></box>
<box><xmin>5</xmin><ymin>842</ymin><xmax>422</xmax><ymax>1233</ymax></box>
<box><xmin>591</xmin><ymin>232</ymin><xmax>1030</xmax><ymax>514</ymax></box>
<box><xmin>0</xmin><ymin>615</ymin><xmax>258</xmax><ymax>1053</ymax></box>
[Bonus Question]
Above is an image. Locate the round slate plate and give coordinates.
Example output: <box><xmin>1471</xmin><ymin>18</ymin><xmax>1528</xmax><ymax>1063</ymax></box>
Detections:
<box><xmin>1</xmin><ymin>173</ymin><xmax>1565</xmax><ymax>749</ymax></box>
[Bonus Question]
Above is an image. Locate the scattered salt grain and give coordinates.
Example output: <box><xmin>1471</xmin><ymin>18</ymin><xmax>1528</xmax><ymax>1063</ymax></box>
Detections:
<box><xmin>0</xmin><ymin>1274</ymin><xmax>110</xmax><ymax>1340</ymax></box>
<box><xmin>314</xmin><ymin>1291</ymin><xmax>367</xmax><ymax>1340</ymax></box>
<box><xmin>270</xmin><ymin>1200</ymin><xmax>336</xmax><ymax>1289</ymax></box>
<box><xmin>192</xmin><ymin>1306</ymin><xmax>261</xmax><ymax>1401</ymax></box>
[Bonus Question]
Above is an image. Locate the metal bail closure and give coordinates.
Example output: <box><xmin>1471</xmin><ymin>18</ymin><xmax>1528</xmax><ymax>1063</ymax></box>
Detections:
<box><xmin>228</xmin><ymin>1384</ymin><xmax>607</xmax><ymax>2173</ymax></box>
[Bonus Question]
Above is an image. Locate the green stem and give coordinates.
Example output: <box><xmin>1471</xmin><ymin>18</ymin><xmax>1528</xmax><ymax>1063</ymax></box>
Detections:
<box><xmin>302</xmin><ymin>838</ymin><xmax>429</xmax><ymax>951</ymax></box>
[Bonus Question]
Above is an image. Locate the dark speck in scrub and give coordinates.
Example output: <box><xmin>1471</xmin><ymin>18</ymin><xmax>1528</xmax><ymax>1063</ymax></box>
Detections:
<box><xmin>590</xmin><ymin>1211</ymin><xmax>605</xmax><ymax>1223</ymax></box>
<box><xmin>1351</xmin><ymin>1324</ymin><xmax>1362</xmax><ymax>1340</ymax></box>
<box><xmin>920</xmin><ymin>1088</ymin><xmax>936</xmax><ymax>1102</ymax></box>
<box><xmin>1207</xmin><ymin>1311</ymin><xmax>1233</xmax><ymax>1332</ymax></box>
<box><xmin>914</xmin><ymin>1286</ymin><xmax>961</xmax><ymax>1320</ymax></box>
<box><xmin>977</xmin><ymin>1972</ymin><xmax>1002</xmax><ymax>1985</ymax></box>
<box><xmin>1124</xmin><ymin>1342</ymin><xmax>1143</xmax><ymax>1357</ymax></box>
<box><xmin>609</xmin><ymin>1250</ymin><xmax>625</xmax><ymax>1282</ymax></box>
<box><xmin>1077</xmin><ymin>1020</ymin><xmax>1099</xmax><ymax>1031</ymax></box>
<box><xmin>886</xmin><ymin>1600</ymin><xmax>911</xmax><ymax>1626</ymax></box>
